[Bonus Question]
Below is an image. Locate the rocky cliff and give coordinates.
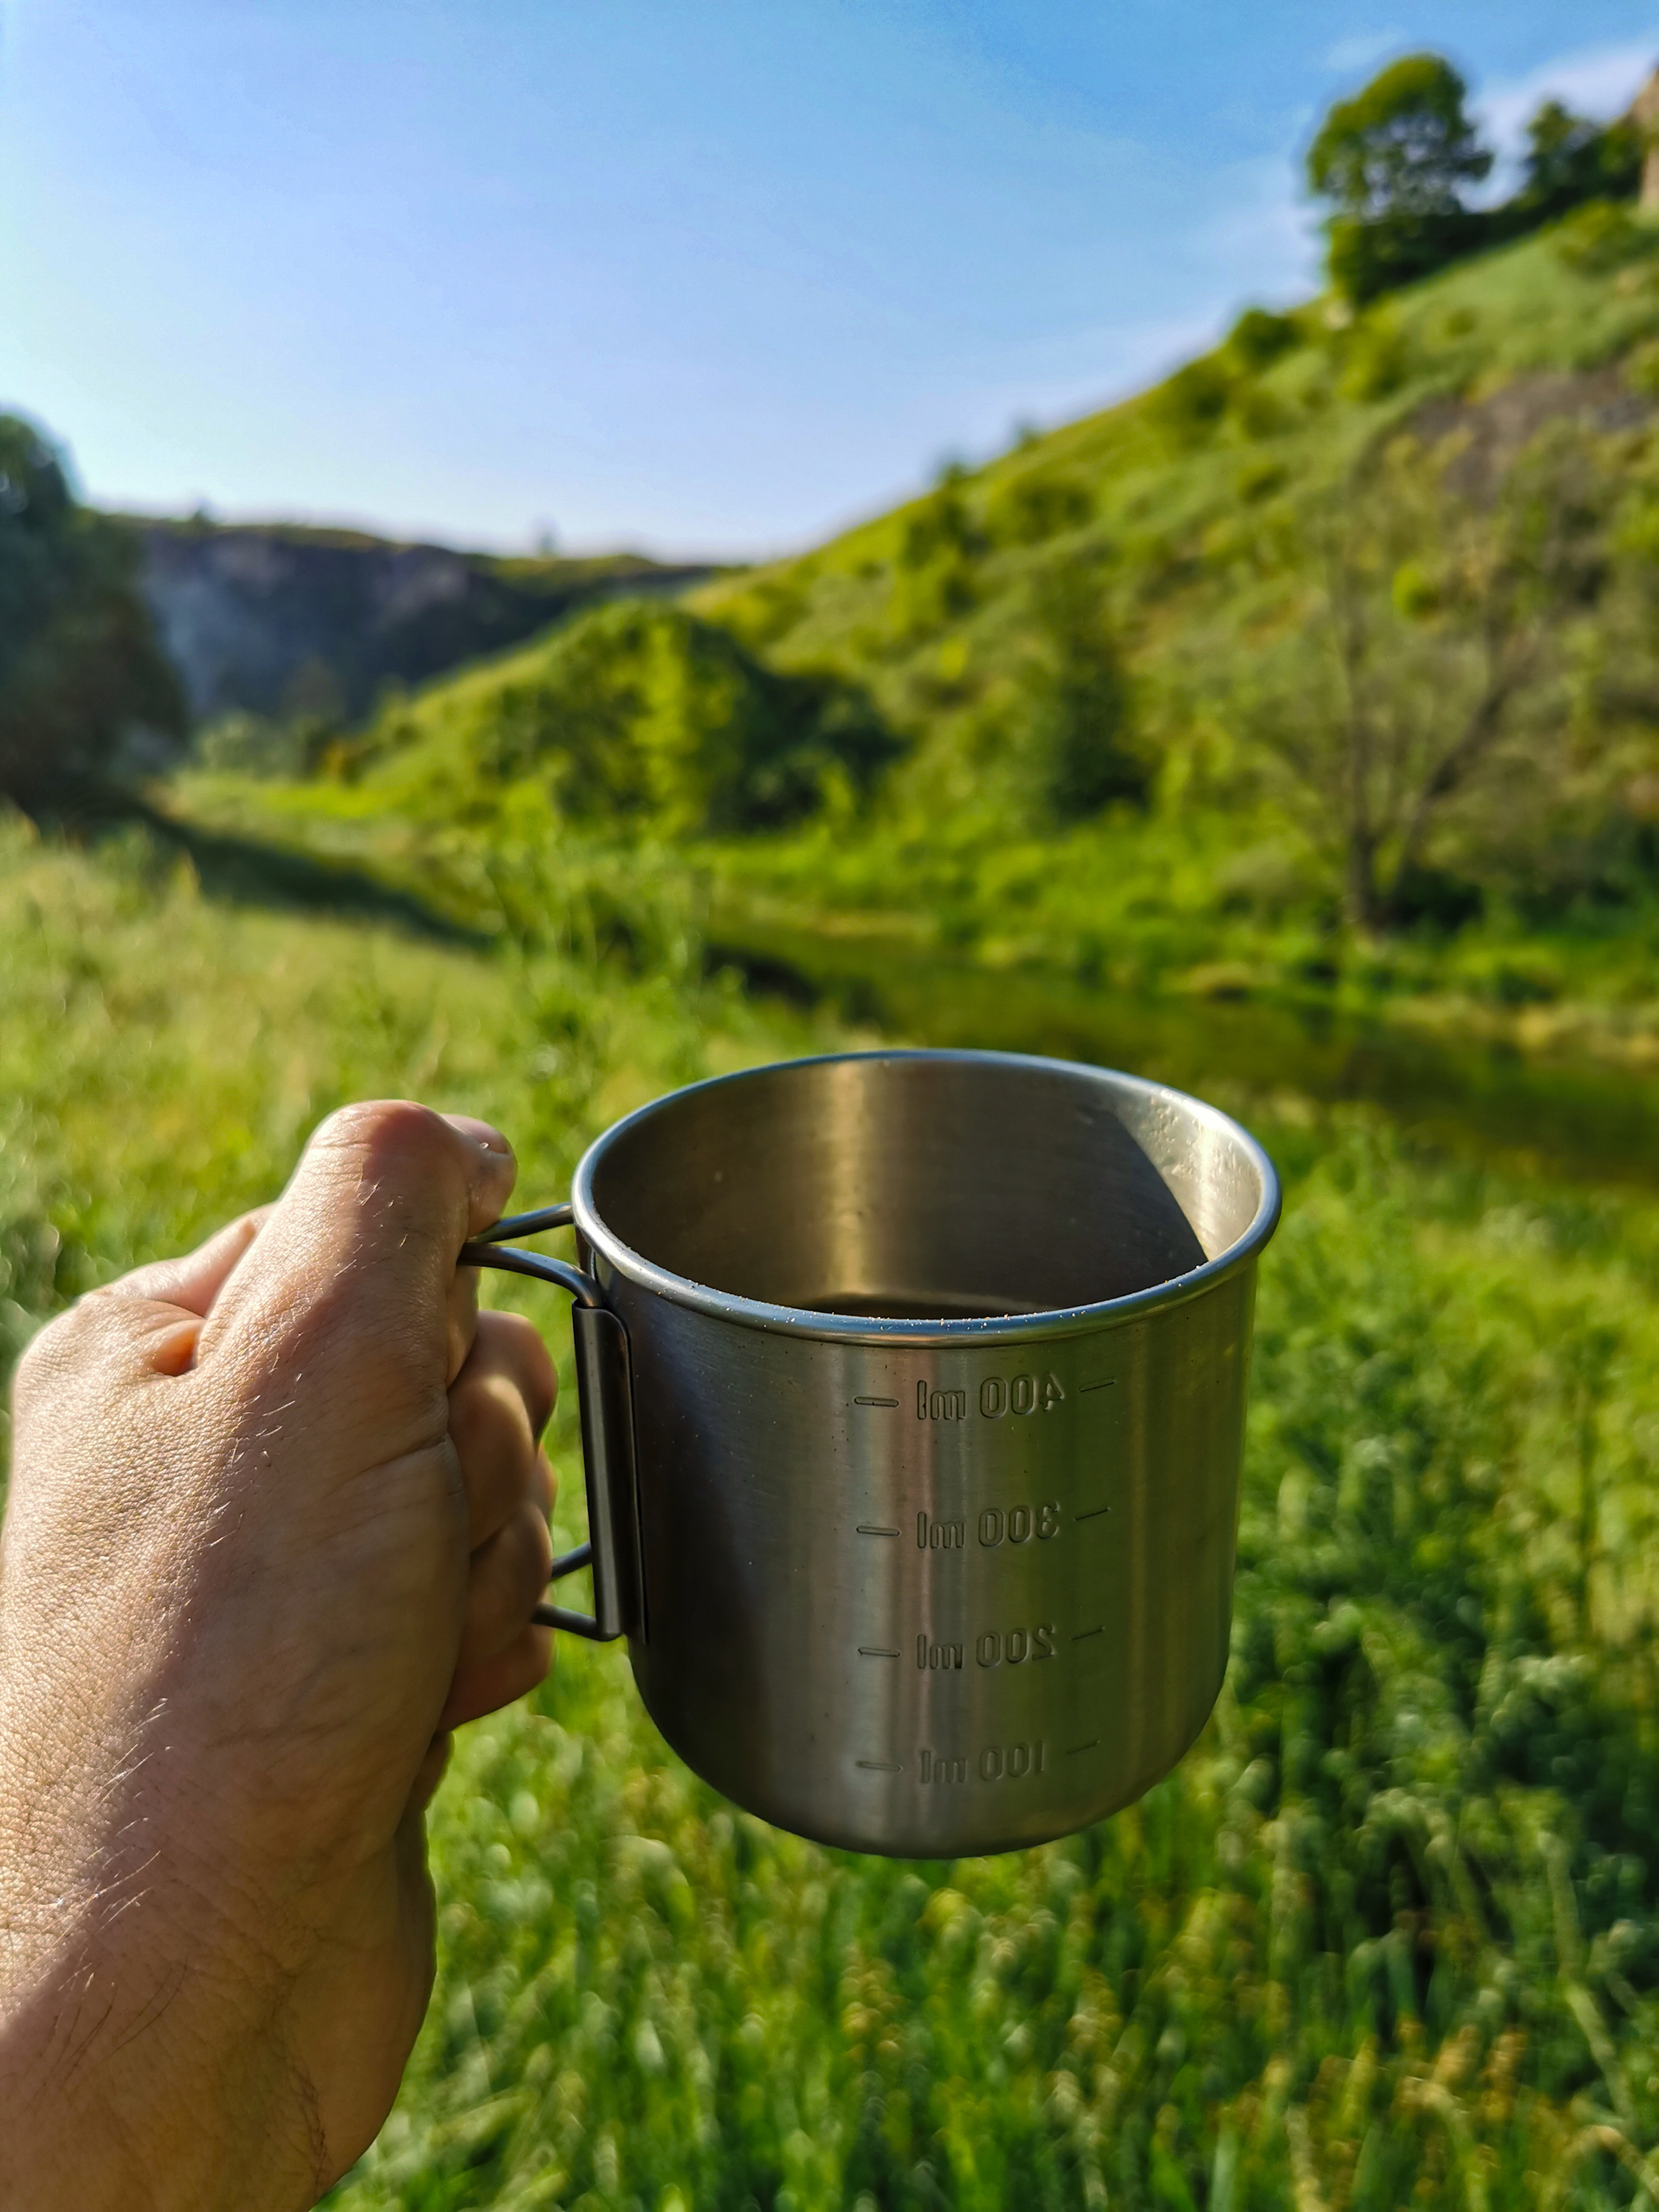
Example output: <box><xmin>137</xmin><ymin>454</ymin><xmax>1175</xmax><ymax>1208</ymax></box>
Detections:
<box><xmin>134</xmin><ymin>517</ymin><xmax>714</xmax><ymax>726</ymax></box>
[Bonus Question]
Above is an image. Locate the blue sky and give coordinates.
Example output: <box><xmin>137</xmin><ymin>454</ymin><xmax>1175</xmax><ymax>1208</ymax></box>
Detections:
<box><xmin>2</xmin><ymin>2</ymin><xmax>1657</xmax><ymax>556</ymax></box>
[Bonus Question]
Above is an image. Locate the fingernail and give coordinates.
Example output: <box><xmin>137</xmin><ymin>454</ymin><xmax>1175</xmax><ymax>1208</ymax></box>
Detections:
<box><xmin>443</xmin><ymin>1114</ymin><xmax>513</xmax><ymax>1155</ymax></box>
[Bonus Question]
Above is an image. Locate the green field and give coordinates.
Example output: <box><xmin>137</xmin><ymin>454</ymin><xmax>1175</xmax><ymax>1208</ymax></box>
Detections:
<box><xmin>4</xmin><ymin>809</ymin><xmax>1659</xmax><ymax>2206</ymax></box>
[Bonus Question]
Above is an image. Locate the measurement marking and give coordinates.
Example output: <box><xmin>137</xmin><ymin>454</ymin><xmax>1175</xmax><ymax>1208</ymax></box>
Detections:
<box><xmin>1075</xmin><ymin>1504</ymin><xmax>1110</xmax><ymax>1521</ymax></box>
<box><xmin>856</xmin><ymin>1524</ymin><xmax>900</xmax><ymax>1537</ymax></box>
<box><xmin>1067</xmin><ymin>1739</ymin><xmax>1099</xmax><ymax>1757</ymax></box>
<box><xmin>856</xmin><ymin>1758</ymin><xmax>902</xmax><ymax>1772</ymax></box>
<box><xmin>1081</xmin><ymin>1379</ymin><xmax>1117</xmax><ymax>1392</ymax></box>
<box><xmin>1073</xmin><ymin>1625</ymin><xmax>1103</xmax><ymax>1642</ymax></box>
<box><xmin>854</xmin><ymin>1396</ymin><xmax>899</xmax><ymax>1408</ymax></box>
<box><xmin>858</xmin><ymin>1647</ymin><xmax>900</xmax><ymax>1658</ymax></box>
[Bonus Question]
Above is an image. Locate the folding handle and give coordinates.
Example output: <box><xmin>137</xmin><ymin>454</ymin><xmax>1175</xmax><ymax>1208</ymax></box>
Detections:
<box><xmin>459</xmin><ymin>1205</ymin><xmax>644</xmax><ymax>1644</ymax></box>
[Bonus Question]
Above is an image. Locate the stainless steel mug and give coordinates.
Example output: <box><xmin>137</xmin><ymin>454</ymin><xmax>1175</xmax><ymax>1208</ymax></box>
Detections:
<box><xmin>463</xmin><ymin>1049</ymin><xmax>1280</xmax><ymax>1856</ymax></box>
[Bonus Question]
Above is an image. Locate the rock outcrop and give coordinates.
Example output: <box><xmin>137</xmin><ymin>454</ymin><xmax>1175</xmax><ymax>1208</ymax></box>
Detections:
<box><xmin>133</xmin><ymin>517</ymin><xmax>713</xmax><ymax>727</ymax></box>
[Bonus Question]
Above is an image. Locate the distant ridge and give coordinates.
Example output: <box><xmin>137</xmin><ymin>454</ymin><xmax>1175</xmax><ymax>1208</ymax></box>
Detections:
<box><xmin>129</xmin><ymin>514</ymin><xmax>721</xmax><ymax>726</ymax></box>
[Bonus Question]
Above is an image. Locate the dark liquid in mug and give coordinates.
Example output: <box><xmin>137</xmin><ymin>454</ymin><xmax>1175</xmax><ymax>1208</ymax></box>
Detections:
<box><xmin>803</xmin><ymin>1292</ymin><xmax>1043</xmax><ymax>1322</ymax></box>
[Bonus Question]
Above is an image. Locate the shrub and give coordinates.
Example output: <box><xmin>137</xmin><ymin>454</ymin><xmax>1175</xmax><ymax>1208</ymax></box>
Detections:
<box><xmin>1030</xmin><ymin>569</ymin><xmax>1149</xmax><ymax>819</ymax></box>
<box><xmin>983</xmin><ymin>472</ymin><xmax>1094</xmax><ymax>548</ymax></box>
<box><xmin>889</xmin><ymin>467</ymin><xmax>985</xmax><ymax>637</ymax></box>
<box><xmin>1325</xmin><ymin>206</ymin><xmax>1484</xmax><ymax>305</ymax></box>
<box><xmin>1226</xmin><ymin>306</ymin><xmax>1303</xmax><ymax>371</ymax></box>
<box><xmin>1554</xmin><ymin>200</ymin><xmax>1659</xmax><ymax>275</ymax></box>
<box><xmin>1337</xmin><ymin>311</ymin><xmax>1417</xmax><ymax>401</ymax></box>
<box><xmin>1151</xmin><ymin>356</ymin><xmax>1235</xmax><ymax>449</ymax></box>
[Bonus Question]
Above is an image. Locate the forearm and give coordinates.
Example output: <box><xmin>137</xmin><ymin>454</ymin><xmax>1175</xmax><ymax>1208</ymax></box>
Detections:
<box><xmin>0</xmin><ymin>1723</ymin><xmax>316</xmax><ymax>2211</ymax></box>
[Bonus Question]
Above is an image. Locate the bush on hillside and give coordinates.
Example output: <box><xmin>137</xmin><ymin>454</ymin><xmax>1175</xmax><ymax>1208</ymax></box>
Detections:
<box><xmin>1554</xmin><ymin>199</ymin><xmax>1659</xmax><ymax>276</ymax></box>
<box><xmin>983</xmin><ymin>471</ymin><xmax>1094</xmax><ymax>548</ymax></box>
<box><xmin>1150</xmin><ymin>355</ymin><xmax>1235</xmax><ymax>450</ymax></box>
<box><xmin>1030</xmin><ymin>569</ymin><xmax>1150</xmax><ymax>820</ymax></box>
<box><xmin>0</xmin><ymin>414</ymin><xmax>186</xmax><ymax>812</ymax></box>
<box><xmin>365</xmin><ymin>599</ymin><xmax>904</xmax><ymax>837</ymax></box>
<box><xmin>1225</xmin><ymin>306</ymin><xmax>1303</xmax><ymax>371</ymax></box>
<box><xmin>1336</xmin><ymin>309</ymin><xmax>1418</xmax><ymax>402</ymax></box>
<box><xmin>889</xmin><ymin>465</ymin><xmax>985</xmax><ymax>637</ymax></box>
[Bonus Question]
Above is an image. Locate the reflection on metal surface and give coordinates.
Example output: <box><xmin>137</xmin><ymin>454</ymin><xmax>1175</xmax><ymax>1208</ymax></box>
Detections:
<box><xmin>527</xmin><ymin>1049</ymin><xmax>1280</xmax><ymax>1856</ymax></box>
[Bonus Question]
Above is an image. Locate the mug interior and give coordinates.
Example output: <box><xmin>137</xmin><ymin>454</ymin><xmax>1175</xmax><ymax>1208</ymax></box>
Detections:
<box><xmin>583</xmin><ymin>1053</ymin><xmax>1269</xmax><ymax>1321</ymax></box>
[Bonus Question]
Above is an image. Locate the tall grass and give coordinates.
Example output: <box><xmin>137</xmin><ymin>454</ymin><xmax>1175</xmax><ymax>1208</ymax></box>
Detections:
<box><xmin>2</xmin><ymin>814</ymin><xmax>1657</xmax><ymax>2205</ymax></box>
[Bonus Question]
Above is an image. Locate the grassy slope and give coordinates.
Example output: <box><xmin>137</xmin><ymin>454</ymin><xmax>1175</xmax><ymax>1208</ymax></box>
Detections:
<box><xmin>169</xmin><ymin>220</ymin><xmax>1659</xmax><ymax>1083</ymax></box>
<box><xmin>686</xmin><ymin>219</ymin><xmax>1659</xmax><ymax>1043</ymax></box>
<box><xmin>5</xmin><ymin>816</ymin><xmax>1659</xmax><ymax>2202</ymax></box>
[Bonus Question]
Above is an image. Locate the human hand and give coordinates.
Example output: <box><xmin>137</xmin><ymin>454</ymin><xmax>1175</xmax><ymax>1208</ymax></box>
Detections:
<box><xmin>0</xmin><ymin>1103</ymin><xmax>556</xmax><ymax>2209</ymax></box>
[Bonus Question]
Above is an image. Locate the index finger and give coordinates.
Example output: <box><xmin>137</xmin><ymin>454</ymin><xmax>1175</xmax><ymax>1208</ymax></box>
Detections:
<box><xmin>100</xmin><ymin>1208</ymin><xmax>271</xmax><ymax>1318</ymax></box>
<box><xmin>194</xmin><ymin>1102</ymin><xmax>518</xmax><ymax>1461</ymax></box>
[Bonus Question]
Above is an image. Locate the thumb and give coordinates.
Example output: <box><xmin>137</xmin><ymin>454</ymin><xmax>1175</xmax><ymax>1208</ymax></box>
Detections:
<box><xmin>194</xmin><ymin>1102</ymin><xmax>518</xmax><ymax>1460</ymax></box>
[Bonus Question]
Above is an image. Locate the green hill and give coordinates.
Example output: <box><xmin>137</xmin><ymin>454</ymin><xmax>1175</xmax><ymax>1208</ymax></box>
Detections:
<box><xmin>681</xmin><ymin>209</ymin><xmax>1659</xmax><ymax>988</ymax></box>
<box><xmin>696</xmin><ymin>207</ymin><xmax>1659</xmax><ymax>763</ymax></box>
<box><xmin>173</xmin><ymin>207</ymin><xmax>1659</xmax><ymax>1095</ymax></box>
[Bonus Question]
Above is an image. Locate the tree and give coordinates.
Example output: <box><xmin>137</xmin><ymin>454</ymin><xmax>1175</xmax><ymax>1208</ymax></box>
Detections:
<box><xmin>1030</xmin><ymin>569</ymin><xmax>1148</xmax><ymax>820</ymax></box>
<box><xmin>1512</xmin><ymin>100</ymin><xmax>1641</xmax><ymax>225</ymax></box>
<box><xmin>1308</xmin><ymin>55</ymin><xmax>1493</xmax><ymax>304</ymax></box>
<box><xmin>0</xmin><ymin>415</ymin><xmax>186</xmax><ymax>811</ymax></box>
<box><xmin>1244</xmin><ymin>427</ymin><xmax>1610</xmax><ymax>931</ymax></box>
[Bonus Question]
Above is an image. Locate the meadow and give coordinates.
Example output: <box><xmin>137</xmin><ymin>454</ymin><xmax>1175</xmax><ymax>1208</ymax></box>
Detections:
<box><xmin>4</xmin><ymin>809</ymin><xmax>1659</xmax><ymax>2206</ymax></box>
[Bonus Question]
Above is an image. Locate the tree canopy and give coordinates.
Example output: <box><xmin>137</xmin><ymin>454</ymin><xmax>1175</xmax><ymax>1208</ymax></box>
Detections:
<box><xmin>1307</xmin><ymin>59</ymin><xmax>1646</xmax><ymax>304</ymax></box>
<box><xmin>1308</xmin><ymin>54</ymin><xmax>1492</xmax><ymax>303</ymax></box>
<box><xmin>1514</xmin><ymin>100</ymin><xmax>1642</xmax><ymax>225</ymax></box>
<box><xmin>0</xmin><ymin>415</ymin><xmax>185</xmax><ymax>812</ymax></box>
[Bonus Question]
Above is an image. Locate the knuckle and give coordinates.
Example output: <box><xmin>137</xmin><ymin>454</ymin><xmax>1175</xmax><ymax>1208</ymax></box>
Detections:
<box><xmin>314</xmin><ymin>1098</ymin><xmax>455</xmax><ymax>1181</ymax></box>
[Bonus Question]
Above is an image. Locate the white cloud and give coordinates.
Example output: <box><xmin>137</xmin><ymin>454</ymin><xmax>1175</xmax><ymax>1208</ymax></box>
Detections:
<box><xmin>1324</xmin><ymin>29</ymin><xmax>1405</xmax><ymax>78</ymax></box>
<box><xmin>1480</xmin><ymin>33</ymin><xmax>1659</xmax><ymax>155</ymax></box>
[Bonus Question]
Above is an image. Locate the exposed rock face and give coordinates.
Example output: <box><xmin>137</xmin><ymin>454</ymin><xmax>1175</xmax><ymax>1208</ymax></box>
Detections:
<box><xmin>1626</xmin><ymin>66</ymin><xmax>1659</xmax><ymax>211</ymax></box>
<box><xmin>1410</xmin><ymin>366</ymin><xmax>1653</xmax><ymax>501</ymax></box>
<box><xmin>132</xmin><ymin>518</ymin><xmax>713</xmax><ymax>726</ymax></box>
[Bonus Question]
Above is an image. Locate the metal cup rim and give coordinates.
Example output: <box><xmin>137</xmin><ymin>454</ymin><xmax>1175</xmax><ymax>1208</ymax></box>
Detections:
<box><xmin>569</xmin><ymin>1046</ymin><xmax>1282</xmax><ymax>1346</ymax></box>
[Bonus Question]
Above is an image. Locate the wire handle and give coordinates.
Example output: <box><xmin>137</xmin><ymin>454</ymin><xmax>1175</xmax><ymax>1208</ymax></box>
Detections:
<box><xmin>460</xmin><ymin>1206</ymin><xmax>644</xmax><ymax>1643</ymax></box>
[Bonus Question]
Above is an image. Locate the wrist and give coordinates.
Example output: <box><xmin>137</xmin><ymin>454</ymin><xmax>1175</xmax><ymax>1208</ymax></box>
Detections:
<box><xmin>0</xmin><ymin>1720</ymin><xmax>315</xmax><ymax>2210</ymax></box>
